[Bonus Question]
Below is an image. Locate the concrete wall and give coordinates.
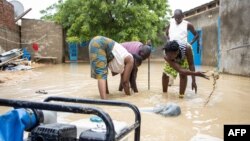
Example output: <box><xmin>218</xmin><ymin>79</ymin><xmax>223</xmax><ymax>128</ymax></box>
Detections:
<box><xmin>202</xmin><ymin>23</ymin><xmax>218</xmax><ymax>66</ymax></box>
<box><xmin>185</xmin><ymin>7</ymin><xmax>219</xmax><ymax>66</ymax></box>
<box><xmin>220</xmin><ymin>0</ymin><xmax>250</xmax><ymax>76</ymax></box>
<box><xmin>21</xmin><ymin>19</ymin><xmax>64</xmax><ymax>63</ymax></box>
<box><xmin>0</xmin><ymin>0</ymin><xmax>20</xmax><ymax>53</ymax></box>
<box><xmin>0</xmin><ymin>26</ymin><xmax>20</xmax><ymax>53</ymax></box>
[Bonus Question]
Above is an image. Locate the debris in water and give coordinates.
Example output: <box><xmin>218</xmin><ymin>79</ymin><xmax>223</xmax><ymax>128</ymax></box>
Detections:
<box><xmin>204</xmin><ymin>70</ymin><xmax>220</xmax><ymax>106</ymax></box>
<box><xmin>35</xmin><ymin>90</ymin><xmax>48</xmax><ymax>94</ymax></box>
<box><xmin>153</xmin><ymin>102</ymin><xmax>181</xmax><ymax>117</ymax></box>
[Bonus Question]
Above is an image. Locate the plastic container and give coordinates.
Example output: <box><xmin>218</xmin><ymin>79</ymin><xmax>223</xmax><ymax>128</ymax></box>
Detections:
<box><xmin>22</xmin><ymin>48</ymin><xmax>31</xmax><ymax>60</ymax></box>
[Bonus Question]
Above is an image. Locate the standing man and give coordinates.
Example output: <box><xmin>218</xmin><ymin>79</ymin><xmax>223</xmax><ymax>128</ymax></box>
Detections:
<box><xmin>163</xmin><ymin>9</ymin><xmax>199</xmax><ymax>90</ymax></box>
<box><xmin>166</xmin><ymin>9</ymin><xmax>199</xmax><ymax>45</ymax></box>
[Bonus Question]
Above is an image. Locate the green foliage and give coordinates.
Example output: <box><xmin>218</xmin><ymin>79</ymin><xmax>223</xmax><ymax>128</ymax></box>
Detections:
<box><xmin>66</xmin><ymin>36</ymin><xmax>80</xmax><ymax>43</ymax></box>
<box><xmin>40</xmin><ymin>0</ymin><xmax>171</xmax><ymax>46</ymax></box>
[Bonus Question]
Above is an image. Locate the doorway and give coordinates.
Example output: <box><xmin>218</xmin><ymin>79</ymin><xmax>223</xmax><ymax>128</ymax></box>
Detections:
<box><xmin>188</xmin><ymin>30</ymin><xmax>202</xmax><ymax>65</ymax></box>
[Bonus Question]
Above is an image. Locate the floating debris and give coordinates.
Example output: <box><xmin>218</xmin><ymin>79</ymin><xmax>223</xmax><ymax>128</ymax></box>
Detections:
<box><xmin>204</xmin><ymin>70</ymin><xmax>220</xmax><ymax>106</ymax></box>
<box><xmin>153</xmin><ymin>102</ymin><xmax>181</xmax><ymax>117</ymax></box>
<box><xmin>35</xmin><ymin>90</ymin><xmax>48</xmax><ymax>94</ymax></box>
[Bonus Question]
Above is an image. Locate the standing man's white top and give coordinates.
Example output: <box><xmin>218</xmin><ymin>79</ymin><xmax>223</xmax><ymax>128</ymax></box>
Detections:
<box><xmin>166</xmin><ymin>9</ymin><xmax>199</xmax><ymax>45</ymax></box>
<box><xmin>168</xmin><ymin>18</ymin><xmax>189</xmax><ymax>43</ymax></box>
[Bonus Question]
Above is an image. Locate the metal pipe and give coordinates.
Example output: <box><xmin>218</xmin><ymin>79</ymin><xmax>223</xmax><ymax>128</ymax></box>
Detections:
<box><xmin>44</xmin><ymin>96</ymin><xmax>141</xmax><ymax>141</ymax></box>
<box><xmin>116</xmin><ymin>121</ymin><xmax>140</xmax><ymax>140</ymax></box>
<box><xmin>148</xmin><ymin>56</ymin><xmax>150</xmax><ymax>90</ymax></box>
<box><xmin>15</xmin><ymin>8</ymin><xmax>32</xmax><ymax>22</ymax></box>
<box><xmin>226</xmin><ymin>44</ymin><xmax>250</xmax><ymax>52</ymax></box>
<box><xmin>0</xmin><ymin>98</ymin><xmax>115</xmax><ymax>141</ymax></box>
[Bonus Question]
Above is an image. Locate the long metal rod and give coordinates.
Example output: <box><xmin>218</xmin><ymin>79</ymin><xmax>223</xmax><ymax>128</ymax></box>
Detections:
<box><xmin>0</xmin><ymin>98</ymin><xmax>115</xmax><ymax>141</ymax></box>
<box><xmin>15</xmin><ymin>8</ymin><xmax>32</xmax><ymax>22</ymax></box>
<box><xmin>148</xmin><ymin>56</ymin><xmax>150</xmax><ymax>90</ymax></box>
<box><xmin>116</xmin><ymin>121</ymin><xmax>140</xmax><ymax>140</ymax></box>
<box><xmin>44</xmin><ymin>96</ymin><xmax>141</xmax><ymax>141</ymax></box>
<box><xmin>226</xmin><ymin>44</ymin><xmax>250</xmax><ymax>52</ymax></box>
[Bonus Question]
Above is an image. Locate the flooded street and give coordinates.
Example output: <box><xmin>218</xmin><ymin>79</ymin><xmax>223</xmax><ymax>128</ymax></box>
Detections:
<box><xmin>0</xmin><ymin>61</ymin><xmax>250</xmax><ymax>141</ymax></box>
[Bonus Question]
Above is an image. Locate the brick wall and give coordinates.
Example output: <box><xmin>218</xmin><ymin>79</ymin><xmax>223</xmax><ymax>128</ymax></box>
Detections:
<box><xmin>0</xmin><ymin>0</ymin><xmax>20</xmax><ymax>52</ymax></box>
<box><xmin>0</xmin><ymin>0</ymin><xmax>16</xmax><ymax>30</ymax></box>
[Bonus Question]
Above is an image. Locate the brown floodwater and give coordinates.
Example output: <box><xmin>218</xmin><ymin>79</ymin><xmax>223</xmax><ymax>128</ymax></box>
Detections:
<box><xmin>0</xmin><ymin>61</ymin><xmax>250</xmax><ymax>141</ymax></box>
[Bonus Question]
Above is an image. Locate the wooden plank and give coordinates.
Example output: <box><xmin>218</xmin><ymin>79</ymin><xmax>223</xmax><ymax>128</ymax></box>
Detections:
<box><xmin>33</xmin><ymin>56</ymin><xmax>57</xmax><ymax>64</ymax></box>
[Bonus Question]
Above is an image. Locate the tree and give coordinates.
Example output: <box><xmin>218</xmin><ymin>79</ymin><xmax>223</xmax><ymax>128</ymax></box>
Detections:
<box><xmin>40</xmin><ymin>0</ymin><xmax>171</xmax><ymax>46</ymax></box>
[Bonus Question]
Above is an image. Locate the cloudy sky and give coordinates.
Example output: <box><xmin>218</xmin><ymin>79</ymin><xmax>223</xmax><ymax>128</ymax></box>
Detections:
<box><xmin>168</xmin><ymin>0</ymin><xmax>213</xmax><ymax>12</ymax></box>
<box><xmin>8</xmin><ymin>0</ymin><xmax>213</xmax><ymax>19</ymax></box>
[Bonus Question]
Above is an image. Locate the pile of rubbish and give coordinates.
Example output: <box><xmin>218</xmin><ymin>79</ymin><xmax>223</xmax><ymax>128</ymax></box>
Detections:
<box><xmin>0</xmin><ymin>48</ymin><xmax>32</xmax><ymax>71</ymax></box>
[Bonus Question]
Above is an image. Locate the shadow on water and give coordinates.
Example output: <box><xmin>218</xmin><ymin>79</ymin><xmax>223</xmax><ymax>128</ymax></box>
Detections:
<box><xmin>0</xmin><ymin>61</ymin><xmax>250</xmax><ymax>141</ymax></box>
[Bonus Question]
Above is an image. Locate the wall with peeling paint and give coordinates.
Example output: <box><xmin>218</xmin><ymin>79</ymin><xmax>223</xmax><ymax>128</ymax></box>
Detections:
<box><xmin>220</xmin><ymin>0</ymin><xmax>250</xmax><ymax>76</ymax></box>
<box><xmin>185</xmin><ymin>7</ymin><xmax>219</xmax><ymax>66</ymax></box>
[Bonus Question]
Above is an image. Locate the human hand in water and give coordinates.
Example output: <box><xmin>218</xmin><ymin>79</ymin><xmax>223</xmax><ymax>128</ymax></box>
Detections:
<box><xmin>197</xmin><ymin>71</ymin><xmax>210</xmax><ymax>80</ymax></box>
<box><xmin>192</xmin><ymin>81</ymin><xmax>197</xmax><ymax>93</ymax></box>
